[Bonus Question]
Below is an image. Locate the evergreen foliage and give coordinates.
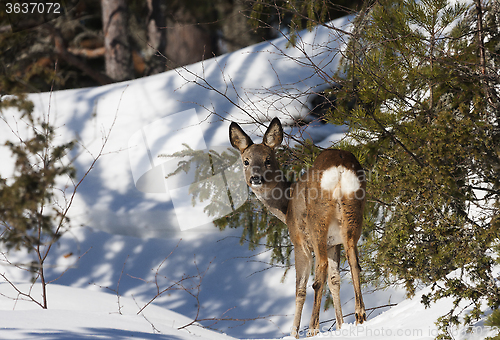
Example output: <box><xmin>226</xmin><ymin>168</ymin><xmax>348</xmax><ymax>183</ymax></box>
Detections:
<box><xmin>0</xmin><ymin>94</ymin><xmax>76</xmax><ymax>308</ymax></box>
<box><xmin>159</xmin><ymin>145</ymin><xmax>295</xmax><ymax>268</ymax></box>
<box><xmin>328</xmin><ymin>0</ymin><xmax>500</xmax><ymax>334</ymax></box>
<box><xmin>250</xmin><ymin>0</ymin><xmax>364</xmax><ymax>45</ymax></box>
<box><xmin>143</xmin><ymin>0</ymin><xmax>499</xmax><ymax>334</ymax></box>
<box><xmin>486</xmin><ymin>308</ymin><xmax>500</xmax><ymax>339</ymax></box>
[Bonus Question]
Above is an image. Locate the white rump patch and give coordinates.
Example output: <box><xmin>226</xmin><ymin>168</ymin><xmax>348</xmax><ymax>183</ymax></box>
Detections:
<box><xmin>320</xmin><ymin>166</ymin><xmax>361</xmax><ymax>199</ymax></box>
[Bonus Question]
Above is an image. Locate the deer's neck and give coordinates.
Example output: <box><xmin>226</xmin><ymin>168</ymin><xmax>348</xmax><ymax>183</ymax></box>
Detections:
<box><xmin>254</xmin><ymin>179</ymin><xmax>291</xmax><ymax>224</ymax></box>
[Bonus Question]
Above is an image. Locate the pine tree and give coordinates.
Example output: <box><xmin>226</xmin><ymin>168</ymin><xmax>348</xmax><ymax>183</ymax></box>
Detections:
<box><xmin>0</xmin><ymin>94</ymin><xmax>77</xmax><ymax>308</ymax></box>
<box><xmin>329</xmin><ymin>0</ymin><xmax>500</xmax><ymax>333</ymax></box>
<box><xmin>161</xmin><ymin>0</ymin><xmax>500</xmax><ymax>333</ymax></box>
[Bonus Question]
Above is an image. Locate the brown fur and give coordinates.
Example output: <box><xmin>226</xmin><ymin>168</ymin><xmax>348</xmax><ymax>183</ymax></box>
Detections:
<box><xmin>229</xmin><ymin>118</ymin><xmax>366</xmax><ymax>338</ymax></box>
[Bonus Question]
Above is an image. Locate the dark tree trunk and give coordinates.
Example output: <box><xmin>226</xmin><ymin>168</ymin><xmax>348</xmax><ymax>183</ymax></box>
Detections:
<box><xmin>101</xmin><ymin>0</ymin><xmax>133</xmax><ymax>81</ymax></box>
<box><xmin>217</xmin><ymin>0</ymin><xmax>261</xmax><ymax>53</ymax></box>
<box><xmin>165</xmin><ymin>9</ymin><xmax>215</xmax><ymax>69</ymax></box>
<box><xmin>146</xmin><ymin>0</ymin><xmax>167</xmax><ymax>74</ymax></box>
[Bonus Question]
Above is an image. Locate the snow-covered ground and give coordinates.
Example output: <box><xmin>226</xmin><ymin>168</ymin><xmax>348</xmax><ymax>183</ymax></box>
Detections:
<box><xmin>0</xmin><ymin>13</ymin><xmax>498</xmax><ymax>340</ymax></box>
<box><xmin>1</xmin><ymin>227</ymin><xmax>497</xmax><ymax>340</ymax></box>
<box><xmin>1</xmin><ymin>265</ymin><xmax>497</xmax><ymax>340</ymax></box>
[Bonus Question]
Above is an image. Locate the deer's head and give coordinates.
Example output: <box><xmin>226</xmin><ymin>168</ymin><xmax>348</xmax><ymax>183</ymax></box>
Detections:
<box><xmin>229</xmin><ymin>118</ymin><xmax>284</xmax><ymax>192</ymax></box>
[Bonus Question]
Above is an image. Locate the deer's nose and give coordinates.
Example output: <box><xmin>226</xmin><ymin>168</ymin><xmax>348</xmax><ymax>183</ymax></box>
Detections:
<box><xmin>249</xmin><ymin>175</ymin><xmax>263</xmax><ymax>186</ymax></box>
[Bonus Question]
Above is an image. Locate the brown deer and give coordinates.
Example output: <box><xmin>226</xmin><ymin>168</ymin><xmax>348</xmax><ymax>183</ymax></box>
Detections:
<box><xmin>229</xmin><ymin>118</ymin><xmax>366</xmax><ymax>337</ymax></box>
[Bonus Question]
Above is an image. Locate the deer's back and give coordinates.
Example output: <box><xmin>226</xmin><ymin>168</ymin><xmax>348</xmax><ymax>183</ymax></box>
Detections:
<box><xmin>285</xmin><ymin>149</ymin><xmax>365</xmax><ymax>249</ymax></box>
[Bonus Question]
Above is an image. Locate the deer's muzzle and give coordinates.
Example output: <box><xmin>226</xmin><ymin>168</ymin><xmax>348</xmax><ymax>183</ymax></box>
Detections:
<box><xmin>249</xmin><ymin>175</ymin><xmax>263</xmax><ymax>186</ymax></box>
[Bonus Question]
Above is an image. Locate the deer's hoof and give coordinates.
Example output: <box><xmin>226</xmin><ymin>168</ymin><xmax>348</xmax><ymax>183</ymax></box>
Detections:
<box><xmin>355</xmin><ymin>311</ymin><xmax>367</xmax><ymax>324</ymax></box>
<box><xmin>307</xmin><ymin>328</ymin><xmax>320</xmax><ymax>337</ymax></box>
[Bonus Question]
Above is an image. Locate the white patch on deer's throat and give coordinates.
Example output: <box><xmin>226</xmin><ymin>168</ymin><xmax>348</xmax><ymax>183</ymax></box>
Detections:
<box><xmin>321</xmin><ymin>166</ymin><xmax>360</xmax><ymax>199</ymax></box>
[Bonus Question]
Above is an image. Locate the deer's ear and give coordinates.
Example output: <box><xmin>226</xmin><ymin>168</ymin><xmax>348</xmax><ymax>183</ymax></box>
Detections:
<box><xmin>229</xmin><ymin>122</ymin><xmax>253</xmax><ymax>153</ymax></box>
<box><xmin>263</xmin><ymin>118</ymin><xmax>283</xmax><ymax>149</ymax></box>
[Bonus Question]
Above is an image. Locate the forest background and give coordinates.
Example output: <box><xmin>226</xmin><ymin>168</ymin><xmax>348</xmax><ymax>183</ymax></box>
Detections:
<box><xmin>0</xmin><ymin>0</ymin><xmax>361</xmax><ymax>92</ymax></box>
<box><xmin>1</xmin><ymin>1</ymin><xmax>500</xmax><ymax>339</ymax></box>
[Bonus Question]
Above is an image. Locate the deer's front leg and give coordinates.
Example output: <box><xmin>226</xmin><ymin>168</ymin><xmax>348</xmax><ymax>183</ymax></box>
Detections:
<box><xmin>292</xmin><ymin>246</ymin><xmax>312</xmax><ymax>339</ymax></box>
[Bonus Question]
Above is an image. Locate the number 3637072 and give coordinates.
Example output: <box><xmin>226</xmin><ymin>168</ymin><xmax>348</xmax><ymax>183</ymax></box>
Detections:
<box><xmin>5</xmin><ymin>2</ymin><xmax>61</xmax><ymax>14</ymax></box>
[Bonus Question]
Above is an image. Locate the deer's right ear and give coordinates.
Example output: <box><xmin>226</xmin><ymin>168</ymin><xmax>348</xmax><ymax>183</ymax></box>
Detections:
<box><xmin>229</xmin><ymin>122</ymin><xmax>253</xmax><ymax>153</ymax></box>
<box><xmin>263</xmin><ymin>117</ymin><xmax>283</xmax><ymax>149</ymax></box>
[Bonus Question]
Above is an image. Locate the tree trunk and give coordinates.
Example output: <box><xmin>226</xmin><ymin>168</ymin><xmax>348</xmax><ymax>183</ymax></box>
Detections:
<box><xmin>146</xmin><ymin>0</ymin><xmax>167</xmax><ymax>75</ymax></box>
<box><xmin>101</xmin><ymin>0</ymin><xmax>133</xmax><ymax>81</ymax></box>
<box><xmin>165</xmin><ymin>9</ymin><xmax>215</xmax><ymax>69</ymax></box>
<box><xmin>216</xmin><ymin>0</ymin><xmax>260</xmax><ymax>53</ymax></box>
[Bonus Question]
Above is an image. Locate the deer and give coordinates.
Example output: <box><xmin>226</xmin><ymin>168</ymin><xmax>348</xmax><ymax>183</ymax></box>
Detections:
<box><xmin>229</xmin><ymin>118</ymin><xmax>366</xmax><ymax>338</ymax></box>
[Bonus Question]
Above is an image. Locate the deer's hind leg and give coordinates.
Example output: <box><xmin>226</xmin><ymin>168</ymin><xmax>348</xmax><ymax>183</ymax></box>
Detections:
<box><xmin>342</xmin><ymin>197</ymin><xmax>366</xmax><ymax>324</ymax></box>
<box><xmin>308</xmin><ymin>229</ymin><xmax>329</xmax><ymax>337</ymax></box>
<box><xmin>327</xmin><ymin>244</ymin><xmax>343</xmax><ymax>329</ymax></box>
<box><xmin>345</xmin><ymin>242</ymin><xmax>366</xmax><ymax>324</ymax></box>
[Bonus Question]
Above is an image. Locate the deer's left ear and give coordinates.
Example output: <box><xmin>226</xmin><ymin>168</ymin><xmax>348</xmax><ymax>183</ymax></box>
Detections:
<box><xmin>263</xmin><ymin>118</ymin><xmax>283</xmax><ymax>149</ymax></box>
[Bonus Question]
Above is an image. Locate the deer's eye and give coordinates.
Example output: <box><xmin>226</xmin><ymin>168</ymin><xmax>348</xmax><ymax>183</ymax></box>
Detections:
<box><xmin>265</xmin><ymin>159</ymin><xmax>271</xmax><ymax>167</ymax></box>
<box><xmin>243</xmin><ymin>160</ymin><xmax>249</xmax><ymax>166</ymax></box>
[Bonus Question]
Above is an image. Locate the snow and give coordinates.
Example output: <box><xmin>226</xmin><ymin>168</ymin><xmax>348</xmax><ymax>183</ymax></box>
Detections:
<box><xmin>0</xmin><ymin>12</ymin><xmax>498</xmax><ymax>340</ymax></box>
<box><xmin>0</xmin><ymin>283</ymin><xmax>236</xmax><ymax>340</ymax></box>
